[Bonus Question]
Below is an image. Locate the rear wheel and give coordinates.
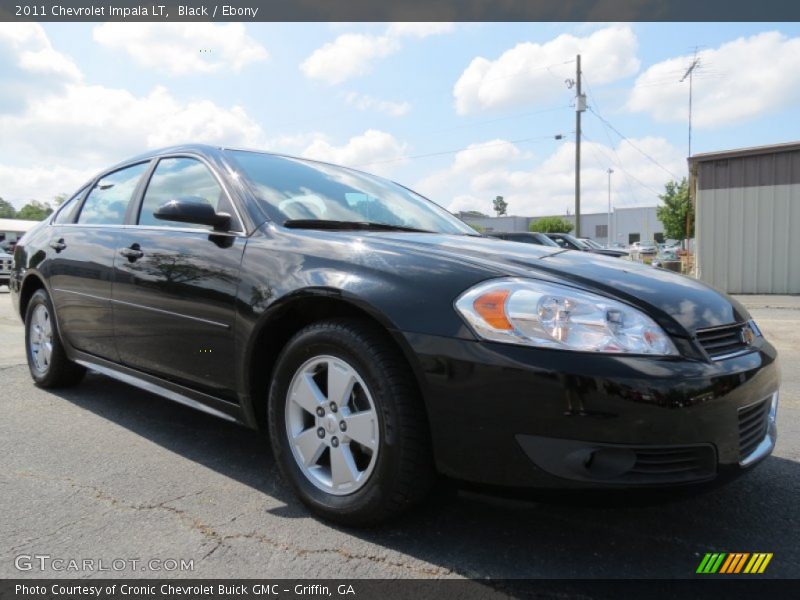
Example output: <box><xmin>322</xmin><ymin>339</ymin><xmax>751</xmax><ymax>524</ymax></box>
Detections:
<box><xmin>268</xmin><ymin>319</ymin><xmax>434</xmax><ymax>526</ymax></box>
<box><xmin>25</xmin><ymin>288</ymin><xmax>85</xmax><ymax>388</ymax></box>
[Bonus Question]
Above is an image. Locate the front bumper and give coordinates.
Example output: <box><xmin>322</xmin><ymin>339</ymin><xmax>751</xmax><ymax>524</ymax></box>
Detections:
<box><xmin>404</xmin><ymin>332</ymin><xmax>779</xmax><ymax>489</ymax></box>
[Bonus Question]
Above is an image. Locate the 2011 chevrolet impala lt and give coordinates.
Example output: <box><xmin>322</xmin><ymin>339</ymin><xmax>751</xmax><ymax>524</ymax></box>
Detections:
<box><xmin>10</xmin><ymin>145</ymin><xmax>779</xmax><ymax>525</ymax></box>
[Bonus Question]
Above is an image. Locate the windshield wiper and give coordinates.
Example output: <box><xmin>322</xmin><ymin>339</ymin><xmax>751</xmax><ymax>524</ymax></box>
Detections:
<box><xmin>283</xmin><ymin>219</ymin><xmax>435</xmax><ymax>233</ymax></box>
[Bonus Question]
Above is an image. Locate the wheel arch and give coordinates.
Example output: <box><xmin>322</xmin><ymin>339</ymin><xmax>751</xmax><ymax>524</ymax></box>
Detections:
<box><xmin>18</xmin><ymin>271</ymin><xmax>48</xmax><ymax>320</ymax></box>
<box><xmin>241</xmin><ymin>290</ymin><xmax>430</xmax><ymax>434</ymax></box>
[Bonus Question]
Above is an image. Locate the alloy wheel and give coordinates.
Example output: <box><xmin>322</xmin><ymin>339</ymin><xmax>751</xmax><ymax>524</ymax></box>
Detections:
<box><xmin>29</xmin><ymin>303</ymin><xmax>53</xmax><ymax>373</ymax></box>
<box><xmin>285</xmin><ymin>355</ymin><xmax>380</xmax><ymax>495</ymax></box>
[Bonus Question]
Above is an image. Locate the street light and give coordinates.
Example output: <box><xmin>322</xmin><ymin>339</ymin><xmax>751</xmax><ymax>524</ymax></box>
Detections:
<box><xmin>607</xmin><ymin>168</ymin><xmax>614</xmax><ymax>248</ymax></box>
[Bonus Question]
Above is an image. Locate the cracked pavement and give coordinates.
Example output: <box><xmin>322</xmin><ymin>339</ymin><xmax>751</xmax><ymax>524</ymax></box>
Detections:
<box><xmin>0</xmin><ymin>290</ymin><xmax>798</xmax><ymax>578</ymax></box>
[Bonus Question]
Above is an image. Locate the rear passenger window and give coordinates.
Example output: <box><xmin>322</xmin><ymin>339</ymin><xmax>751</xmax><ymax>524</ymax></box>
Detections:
<box><xmin>138</xmin><ymin>157</ymin><xmax>233</xmax><ymax>229</ymax></box>
<box><xmin>53</xmin><ymin>185</ymin><xmax>88</xmax><ymax>224</ymax></box>
<box><xmin>78</xmin><ymin>162</ymin><xmax>149</xmax><ymax>225</ymax></box>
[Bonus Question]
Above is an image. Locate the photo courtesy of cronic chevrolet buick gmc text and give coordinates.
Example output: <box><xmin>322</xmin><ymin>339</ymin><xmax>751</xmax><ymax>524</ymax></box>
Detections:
<box><xmin>10</xmin><ymin>145</ymin><xmax>779</xmax><ymax>525</ymax></box>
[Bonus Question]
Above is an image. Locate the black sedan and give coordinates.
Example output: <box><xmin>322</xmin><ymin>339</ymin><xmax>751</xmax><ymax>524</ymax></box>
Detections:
<box><xmin>546</xmin><ymin>232</ymin><xmax>629</xmax><ymax>257</ymax></box>
<box><xmin>10</xmin><ymin>145</ymin><xmax>779</xmax><ymax>525</ymax></box>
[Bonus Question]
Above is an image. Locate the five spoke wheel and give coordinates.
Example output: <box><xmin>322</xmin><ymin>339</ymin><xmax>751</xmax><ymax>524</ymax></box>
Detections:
<box><xmin>285</xmin><ymin>355</ymin><xmax>379</xmax><ymax>495</ymax></box>
<box><xmin>29</xmin><ymin>303</ymin><xmax>53</xmax><ymax>373</ymax></box>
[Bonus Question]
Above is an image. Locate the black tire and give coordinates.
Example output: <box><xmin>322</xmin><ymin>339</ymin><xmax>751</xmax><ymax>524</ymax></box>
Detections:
<box><xmin>24</xmin><ymin>288</ymin><xmax>85</xmax><ymax>388</ymax></box>
<box><xmin>268</xmin><ymin>318</ymin><xmax>435</xmax><ymax>526</ymax></box>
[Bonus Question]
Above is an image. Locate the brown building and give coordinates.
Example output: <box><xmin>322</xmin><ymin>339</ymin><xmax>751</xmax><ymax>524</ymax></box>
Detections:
<box><xmin>689</xmin><ymin>141</ymin><xmax>800</xmax><ymax>294</ymax></box>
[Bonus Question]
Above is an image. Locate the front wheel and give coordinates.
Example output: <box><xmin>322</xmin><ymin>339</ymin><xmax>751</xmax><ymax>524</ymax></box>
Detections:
<box><xmin>25</xmin><ymin>288</ymin><xmax>85</xmax><ymax>388</ymax></box>
<box><xmin>268</xmin><ymin>319</ymin><xmax>434</xmax><ymax>526</ymax></box>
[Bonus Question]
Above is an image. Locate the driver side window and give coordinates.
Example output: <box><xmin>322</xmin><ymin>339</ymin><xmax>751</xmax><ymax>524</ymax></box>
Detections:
<box><xmin>139</xmin><ymin>157</ymin><xmax>234</xmax><ymax>229</ymax></box>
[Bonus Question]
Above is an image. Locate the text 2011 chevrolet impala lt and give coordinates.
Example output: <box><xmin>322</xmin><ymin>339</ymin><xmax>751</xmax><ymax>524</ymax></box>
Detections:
<box><xmin>10</xmin><ymin>145</ymin><xmax>779</xmax><ymax>524</ymax></box>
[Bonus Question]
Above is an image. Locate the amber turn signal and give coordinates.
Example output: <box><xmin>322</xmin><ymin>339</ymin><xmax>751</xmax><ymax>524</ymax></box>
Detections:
<box><xmin>473</xmin><ymin>289</ymin><xmax>513</xmax><ymax>330</ymax></box>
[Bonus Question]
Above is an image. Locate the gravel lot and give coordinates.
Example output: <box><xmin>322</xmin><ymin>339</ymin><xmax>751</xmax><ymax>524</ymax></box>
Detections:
<box><xmin>1</xmin><ymin>288</ymin><xmax>798</xmax><ymax>579</ymax></box>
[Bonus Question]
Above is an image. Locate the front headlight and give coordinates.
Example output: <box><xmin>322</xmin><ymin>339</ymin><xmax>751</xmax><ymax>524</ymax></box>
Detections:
<box><xmin>455</xmin><ymin>278</ymin><xmax>678</xmax><ymax>356</ymax></box>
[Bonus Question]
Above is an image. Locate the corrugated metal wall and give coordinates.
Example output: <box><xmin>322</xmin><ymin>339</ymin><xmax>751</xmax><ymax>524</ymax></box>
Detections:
<box><xmin>696</xmin><ymin>151</ymin><xmax>800</xmax><ymax>294</ymax></box>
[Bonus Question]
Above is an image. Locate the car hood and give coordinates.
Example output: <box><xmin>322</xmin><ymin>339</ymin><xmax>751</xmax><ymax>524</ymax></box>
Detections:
<box><xmin>355</xmin><ymin>232</ymin><xmax>748</xmax><ymax>334</ymax></box>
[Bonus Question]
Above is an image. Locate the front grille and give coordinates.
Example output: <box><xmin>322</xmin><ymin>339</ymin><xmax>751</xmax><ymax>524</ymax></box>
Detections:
<box><xmin>623</xmin><ymin>445</ymin><xmax>717</xmax><ymax>484</ymax></box>
<box><xmin>738</xmin><ymin>399</ymin><xmax>770</xmax><ymax>461</ymax></box>
<box><xmin>696</xmin><ymin>323</ymin><xmax>748</xmax><ymax>359</ymax></box>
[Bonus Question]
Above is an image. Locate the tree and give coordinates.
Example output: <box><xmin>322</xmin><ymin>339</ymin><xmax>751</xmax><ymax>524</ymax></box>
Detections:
<box><xmin>16</xmin><ymin>200</ymin><xmax>53</xmax><ymax>221</ymax></box>
<box><xmin>529</xmin><ymin>216</ymin><xmax>573</xmax><ymax>233</ymax></box>
<box><xmin>656</xmin><ymin>178</ymin><xmax>693</xmax><ymax>240</ymax></box>
<box><xmin>53</xmin><ymin>193</ymin><xmax>68</xmax><ymax>206</ymax></box>
<box><xmin>0</xmin><ymin>198</ymin><xmax>16</xmax><ymax>219</ymax></box>
<box><xmin>493</xmin><ymin>195</ymin><xmax>508</xmax><ymax>217</ymax></box>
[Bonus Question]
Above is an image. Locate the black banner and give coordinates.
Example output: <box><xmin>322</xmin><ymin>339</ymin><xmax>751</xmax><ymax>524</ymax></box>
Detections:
<box><xmin>1</xmin><ymin>0</ymin><xmax>800</xmax><ymax>22</ymax></box>
<box><xmin>2</xmin><ymin>580</ymin><xmax>799</xmax><ymax>600</ymax></box>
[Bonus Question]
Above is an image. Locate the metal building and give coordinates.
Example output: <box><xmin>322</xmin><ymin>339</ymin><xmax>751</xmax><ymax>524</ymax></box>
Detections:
<box><xmin>458</xmin><ymin>206</ymin><xmax>664</xmax><ymax>246</ymax></box>
<box><xmin>690</xmin><ymin>141</ymin><xmax>800</xmax><ymax>294</ymax></box>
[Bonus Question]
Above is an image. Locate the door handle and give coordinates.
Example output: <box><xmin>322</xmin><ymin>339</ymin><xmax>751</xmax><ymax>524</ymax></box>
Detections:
<box><xmin>49</xmin><ymin>239</ymin><xmax>66</xmax><ymax>252</ymax></box>
<box><xmin>120</xmin><ymin>245</ymin><xmax>144</xmax><ymax>261</ymax></box>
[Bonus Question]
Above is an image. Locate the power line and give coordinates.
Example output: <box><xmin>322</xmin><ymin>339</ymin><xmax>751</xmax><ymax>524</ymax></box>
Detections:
<box><xmin>273</xmin><ymin>59</ymin><xmax>577</xmax><ymax>133</ymax></box>
<box><xmin>424</xmin><ymin>104</ymin><xmax>571</xmax><ymax>135</ymax></box>
<box><xmin>581</xmin><ymin>132</ymin><xmax>663</xmax><ymax>198</ymax></box>
<box><xmin>581</xmin><ymin>133</ymin><xmax>640</xmax><ymax>207</ymax></box>
<box><xmin>586</xmin><ymin>106</ymin><xmax>680</xmax><ymax>181</ymax></box>
<box><xmin>351</xmin><ymin>133</ymin><xmax>565</xmax><ymax>168</ymax></box>
<box><xmin>579</xmin><ymin>74</ymin><xmax>651</xmax><ymax>207</ymax></box>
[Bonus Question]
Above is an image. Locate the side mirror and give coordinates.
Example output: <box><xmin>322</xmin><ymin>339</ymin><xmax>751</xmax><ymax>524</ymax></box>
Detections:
<box><xmin>153</xmin><ymin>197</ymin><xmax>231</xmax><ymax>231</ymax></box>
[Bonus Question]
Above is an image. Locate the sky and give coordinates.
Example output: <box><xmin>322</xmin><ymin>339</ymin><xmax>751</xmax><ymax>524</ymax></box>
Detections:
<box><xmin>1</xmin><ymin>21</ymin><xmax>799</xmax><ymax>216</ymax></box>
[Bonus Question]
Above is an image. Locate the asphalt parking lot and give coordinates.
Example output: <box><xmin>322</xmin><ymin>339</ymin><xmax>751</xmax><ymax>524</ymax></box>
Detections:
<box><xmin>1</xmin><ymin>289</ymin><xmax>798</xmax><ymax>579</ymax></box>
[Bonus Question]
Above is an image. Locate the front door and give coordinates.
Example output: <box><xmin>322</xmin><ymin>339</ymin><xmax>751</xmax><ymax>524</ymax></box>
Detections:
<box><xmin>111</xmin><ymin>157</ymin><xmax>245</xmax><ymax>399</ymax></box>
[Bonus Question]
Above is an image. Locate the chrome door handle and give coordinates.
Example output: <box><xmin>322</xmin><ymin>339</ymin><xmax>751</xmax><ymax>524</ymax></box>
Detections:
<box><xmin>49</xmin><ymin>239</ymin><xmax>66</xmax><ymax>252</ymax></box>
<box><xmin>120</xmin><ymin>245</ymin><xmax>143</xmax><ymax>260</ymax></box>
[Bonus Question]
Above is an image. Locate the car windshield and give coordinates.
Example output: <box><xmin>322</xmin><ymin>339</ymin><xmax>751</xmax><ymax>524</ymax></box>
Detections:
<box><xmin>581</xmin><ymin>239</ymin><xmax>603</xmax><ymax>249</ymax></box>
<box><xmin>227</xmin><ymin>150</ymin><xmax>478</xmax><ymax>236</ymax></box>
<box><xmin>559</xmin><ymin>234</ymin><xmax>589</xmax><ymax>249</ymax></box>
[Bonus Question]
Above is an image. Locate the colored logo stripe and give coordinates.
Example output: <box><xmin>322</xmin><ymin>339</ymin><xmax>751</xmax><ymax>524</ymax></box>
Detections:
<box><xmin>697</xmin><ymin>553</ymin><xmax>726</xmax><ymax>573</ymax></box>
<box><xmin>697</xmin><ymin>552</ymin><xmax>772</xmax><ymax>574</ymax></box>
<box><xmin>719</xmin><ymin>553</ymin><xmax>749</xmax><ymax>573</ymax></box>
<box><xmin>744</xmin><ymin>553</ymin><xmax>773</xmax><ymax>574</ymax></box>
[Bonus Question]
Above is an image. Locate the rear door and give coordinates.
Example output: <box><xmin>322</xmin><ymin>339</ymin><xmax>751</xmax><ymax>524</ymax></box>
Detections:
<box><xmin>111</xmin><ymin>156</ymin><xmax>245</xmax><ymax>399</ymax></box>
<box><xmin>48</xmin><ymin>162</ymin><xmax>150</xmax><ymax>361</ymax></box>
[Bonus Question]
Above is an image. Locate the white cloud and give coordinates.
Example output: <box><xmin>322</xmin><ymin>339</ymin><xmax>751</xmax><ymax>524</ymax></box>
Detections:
<box><xmin>344</xmin><ymin>92</ymin><xmax>411</xmax><ymax>117</ymax></box>
<box><xmin>92</xmin><ymin>23</ymin><xmax>268</xmax><ymax>75</ymax></box>
<box><xmin>453</xmin><ymin>25</ymin><xmax>640</xmax><ymax>115</ymax></box>
<box><xmin>0</xmin><ymin>164</ymin><xmax>96</xmax><ymax>210</ymax></box>
<box><xmin>0</xmin><ymin>24</ymin><xmax>269</xmax><ymax>206</ymax></box>
<box><xmin>301</xmin><ymin>130</ymin><xmax>408</xmax><ymax>176</ymax></box>
<box><xmin>415</xmin><ymin>136</ymin><xmax>684</xmax><ymax>217</ymax></box>
<box><xmin>628</xmin><ymin>31</ymin><xmax>800</xmax><ymax>127</ymax></box>
<box><xmin>0</xmin><ymin>84</ymin><xmax>264</xmax><ymax>170</ymax></box>
<box><xmin>301</xmin><ymin>23</ymin><xmax>454</xmax><ymax>85</ymax></box>
<box><xmin>0</xmin><ymin>23</ymin><xmax>82</xmax><ymax>113</ymax></box>
<box><xmin>300</xmin><ymin>33</ymin><xmax>399</xmax><ymax>85</ymax></box>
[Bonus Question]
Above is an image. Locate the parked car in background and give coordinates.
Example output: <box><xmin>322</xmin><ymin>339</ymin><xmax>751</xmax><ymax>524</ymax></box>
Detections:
<box><xmin>652</xmin><ymin>249</ymin><xmax>680</xmax><ymax>269</ymax></box>
<box><xmin>0</xmin><ymin>250</ymin><xmax>12</xmax><ymax>287</ymax></box>
<box><xmin>486</xmin><ymin>231</ymin><xmax>559</xmax><ymax>247</ymax></box>
<box><xmin>10</xmin><ymin>144</ymin><xmax>779</xmax><ymax>525</ymax></box>
<box><xmin>546</xmin><ymin>233</ymin><xmax>628</xmax><ymax>258</ymax></box>
<box><xmin>579</xmin><ymin>238</ymin><xmax>630</xmax><ymax>257</ymax></box>
<box><xmin>630</xmin><ymin>240</ymin><xmax>658</xmax><ymax>256</ymax></box>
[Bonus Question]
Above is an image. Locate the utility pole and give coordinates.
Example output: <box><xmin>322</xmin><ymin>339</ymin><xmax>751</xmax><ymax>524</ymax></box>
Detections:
<box><xmin>680</xmin><ymin>48</ymin><xmax>700</xmax><ymax>157</ymax></box>
<box><xmin>574</xmin><ymin>54</ymin><xmax>585</xmax><ymax>237</ymax></box>
<box><xmin>607</xmin><ymin>168</ymin><xmax>614</xmax><ymax>247</ymax></box>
